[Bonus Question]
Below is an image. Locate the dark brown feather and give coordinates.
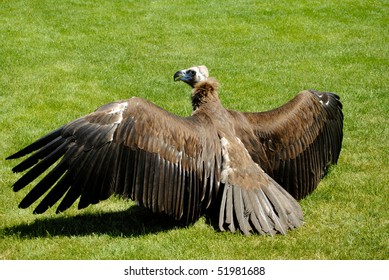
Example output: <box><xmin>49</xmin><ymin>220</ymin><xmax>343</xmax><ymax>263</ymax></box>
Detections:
<box><xmin>230</xmin><ymin>90</ymin><xmax>343</xmax><ymax>199</ymax></box>
<box><xmin>8</xmin><ymin>96</ymin><xmax>221</xmax><ymax>224</ymax></box>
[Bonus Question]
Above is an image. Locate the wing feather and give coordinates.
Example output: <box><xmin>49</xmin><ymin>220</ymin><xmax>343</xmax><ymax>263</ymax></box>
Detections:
<box><xmin>150</xmin><ymin>153</ymin><xmax>160</xmax><ymax>212</ymax></box>
<box><xmin>233</xmin><ymin>90</ymin><xmax>343</xmax><ymax>199</ymax></box>
<box><xmin>7</xmin><ymin>97</ymin><xmax>221</xmax><ymax>224</ymax></box>
<box><xmin>18</xmin><ymin>161</ymin><xmax>68</xmax><ymax>209</ymax></box>
<box><xmin>6</xmin><ymin>127</ymin><xmax>64</xmax><ymax>160</ymax></box>
<box><xmin>12</xmin><ymin>139</ymin><xmax>70</xmax><ymax>192</ymax></box>
<box><xmin>157</xmin><ymin>156</ymin><xmax>166</xmax><ymax>212</ymax></box>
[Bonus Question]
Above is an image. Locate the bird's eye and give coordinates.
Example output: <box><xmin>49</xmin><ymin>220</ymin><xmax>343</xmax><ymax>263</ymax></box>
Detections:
<box><xmin>188</xmin><ymin>70</ymin><xmax>196</xmax><ymax>76</ymax></box>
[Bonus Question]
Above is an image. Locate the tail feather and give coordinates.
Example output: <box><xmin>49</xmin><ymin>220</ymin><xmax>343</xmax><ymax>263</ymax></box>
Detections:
<box><xmin>249</xmin><ymin>189</ymin><xmax>276</xmax><ymax>235</ymax></box>
<box><xmin>232</xmin><ymin>185</ymin><xmax>252</xmax><ymax>235</ymax></box>
<box><xmin>218</xmin><ymin>181</ymin><xmax>303</xmax><ymax>235</ymax></box>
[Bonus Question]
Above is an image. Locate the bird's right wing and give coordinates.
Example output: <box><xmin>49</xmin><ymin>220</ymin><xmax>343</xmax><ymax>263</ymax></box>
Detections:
<box><xmin>7</xmin><ymin>97</ymin><xmax>222</xmax><ymax>224</ymax></box>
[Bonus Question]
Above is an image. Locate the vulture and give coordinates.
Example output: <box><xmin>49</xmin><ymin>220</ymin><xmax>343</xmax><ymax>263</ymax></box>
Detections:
<box><xmin>6</xmin><ymin>65</ymin><xmax>343</xmax><ymax>236</ymax></box>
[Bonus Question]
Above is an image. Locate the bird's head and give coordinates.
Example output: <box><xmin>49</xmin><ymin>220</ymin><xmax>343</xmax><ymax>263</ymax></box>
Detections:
<box><xmin>174</xmin><ymin>65</ymin><xmax>209</xmax><ymax>88</ymax></box>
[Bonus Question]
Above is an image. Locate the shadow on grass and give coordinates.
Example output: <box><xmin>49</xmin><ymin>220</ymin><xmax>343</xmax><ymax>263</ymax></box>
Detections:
<box><xmin>2</xmin><ymin>205</ymin><xmax>187</xmax><ymax>238</ymax></box>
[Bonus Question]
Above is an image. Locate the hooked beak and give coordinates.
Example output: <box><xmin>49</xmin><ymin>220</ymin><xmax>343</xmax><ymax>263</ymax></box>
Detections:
<box><xmin>173</xmin><ymin>70</ymin><xmax>187</xmax><ymax>82</ymax></box>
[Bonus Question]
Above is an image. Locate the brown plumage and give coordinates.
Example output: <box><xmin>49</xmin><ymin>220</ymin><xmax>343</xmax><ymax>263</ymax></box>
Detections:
<box><xmin>230</xmin><ymin>90</ymin><xmax>343</xmax><ymax>200</ymax></box>
<box><xmin>7</xmin><ymin>65</ymin><xmax>343</xmax><ymax>235</ymax></box>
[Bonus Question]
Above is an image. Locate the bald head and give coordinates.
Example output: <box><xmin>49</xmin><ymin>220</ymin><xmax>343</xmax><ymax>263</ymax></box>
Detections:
<box><xmin>174</xmin><ymin>65</ymin><xmax>209</xmax><ymax>88</ymax></box>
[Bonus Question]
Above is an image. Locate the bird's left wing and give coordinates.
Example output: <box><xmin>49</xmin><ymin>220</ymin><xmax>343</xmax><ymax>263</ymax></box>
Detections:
<box><xmin>231</xmin><ymin>90</ymin><xmax>343</xmax><ymax>199</ymax></box>
<box><xmin>7</xmin><ymin>97</ymin><xmax>222</xmax><ymax>224</ymax></box>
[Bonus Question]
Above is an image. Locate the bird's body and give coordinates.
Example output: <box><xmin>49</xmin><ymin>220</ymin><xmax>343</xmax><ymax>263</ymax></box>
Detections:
<box><xmin>7</xmin><ymin>66</ymin><xmax>343</xmax><ymax>235</ymax></box>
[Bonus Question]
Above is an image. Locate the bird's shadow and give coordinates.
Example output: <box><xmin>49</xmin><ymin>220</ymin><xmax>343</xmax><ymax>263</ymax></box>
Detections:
<box><xmin>2</xmin><ymin>205</ymin><xmax>190</xmax><ymax>238</ymax></box>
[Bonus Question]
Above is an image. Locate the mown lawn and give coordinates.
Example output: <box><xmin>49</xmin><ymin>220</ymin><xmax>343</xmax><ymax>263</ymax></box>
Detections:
<box><xmin>0</xmin><ymin>0</ymin><xmax>388</xmax><ymax>260</ymax></box>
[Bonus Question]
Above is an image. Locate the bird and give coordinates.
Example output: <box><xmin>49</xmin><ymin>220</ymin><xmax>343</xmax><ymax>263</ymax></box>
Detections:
<box><xmin>7</xmin><ymin>65</ymin><xmax>343</xmax><ymax>235</ymax></box>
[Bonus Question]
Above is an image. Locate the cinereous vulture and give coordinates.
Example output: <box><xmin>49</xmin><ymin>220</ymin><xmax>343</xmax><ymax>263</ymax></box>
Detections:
<box><xmin>7</xmin><ymin>65</ymin><xmax>343</xmax><ymax>235</ymax></box>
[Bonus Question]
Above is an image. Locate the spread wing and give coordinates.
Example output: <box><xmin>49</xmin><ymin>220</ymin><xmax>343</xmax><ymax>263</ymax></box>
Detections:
<box><xmin>7</xmin><ymin>97</ymin><xmax>222</xmax><ymax>224</ymax></box>
<box><xmin>232</xmin><ymin>90</ymin><xmax>343</xmax><ymax>199</ymax></box>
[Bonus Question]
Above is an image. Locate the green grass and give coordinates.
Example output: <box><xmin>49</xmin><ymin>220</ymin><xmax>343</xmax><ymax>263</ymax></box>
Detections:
<box><xmin>1</xmin><ymin>0</ymin><xmax>388</xmax><ymax>260</ymax></box>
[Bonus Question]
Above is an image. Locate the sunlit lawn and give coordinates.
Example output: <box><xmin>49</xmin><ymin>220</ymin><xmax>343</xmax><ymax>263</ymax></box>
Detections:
<box><xmin>0</xmin><ymin>0</ymin><xmax>387</xmax><ymax>259</ymax></box>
